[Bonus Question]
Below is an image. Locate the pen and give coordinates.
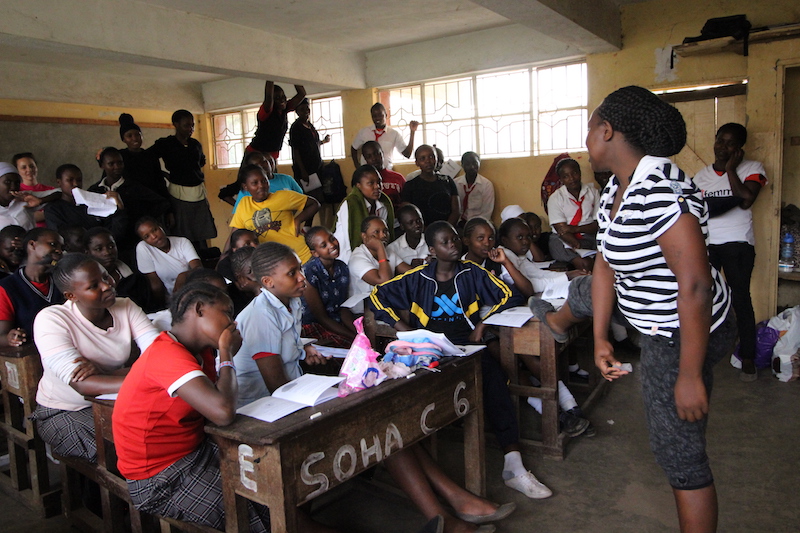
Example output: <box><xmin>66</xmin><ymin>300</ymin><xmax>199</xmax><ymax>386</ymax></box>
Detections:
<box><xmin>309</xmin><ymin>412</ymin><xmax>322</xmax><ymax>420</ymax></box>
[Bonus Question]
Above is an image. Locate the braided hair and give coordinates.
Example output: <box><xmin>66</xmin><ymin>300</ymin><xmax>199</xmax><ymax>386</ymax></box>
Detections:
<box><xmin>170</xmin><ymin>282</ymin><xmax>231</xmax><ymax>326</ymax></box>
<box><xmin>230</xmin><ymin>246</ymin><xmax>256</xmax><ymax>279</ymax></box>
<box><xmin>184</xmin><ymin>268</ymin><xmax>226</xmax><ymax>287</ymax></box>
<box><xmin>250</xmin><ymin>242</ymin><xmax>297</xmax><ymax>280</ymax></box>
<box><xmin>462</xmin><ymin>217</ymin><xmax>495</xmax><ymax>240</ymax></box>
<box><xmin>52</xmin><ymin>253</ymin><xmax>102</xmax><ymax>294</ymax></box>
<box><xmin>596</xmin><ymin>86</ymin><xmax>686</xmax><ymax>157</ymax></box>
<box><xmin>304</xmin><ymin>226</ymin><xmax>331</xmax><ymax>249</ymax></box>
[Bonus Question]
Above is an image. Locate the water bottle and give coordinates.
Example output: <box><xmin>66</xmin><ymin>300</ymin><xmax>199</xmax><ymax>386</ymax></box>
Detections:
<box><xmin>779</xmin><ymin>233</ymin><xmax>795</xmax><ymax>272</ymax></box>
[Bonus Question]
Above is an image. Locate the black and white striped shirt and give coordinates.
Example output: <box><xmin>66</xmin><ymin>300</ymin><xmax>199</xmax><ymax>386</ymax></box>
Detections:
<box><xmin>596</xmin><ymin>156</ymin><xmax>730</xmax><ymax>338</ymax></box>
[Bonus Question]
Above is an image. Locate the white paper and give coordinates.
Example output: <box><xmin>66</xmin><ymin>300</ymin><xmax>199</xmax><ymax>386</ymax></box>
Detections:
<box><xmin>300</xmin><ymin>337</ymin><xmax>317</xmax><ymax>346</ymax></box>
<box><xmin>341</xmin><ymin>292</ymin><xmax>371</xmax><ymax>309</ymax></box>
<box><xmin>312</xmin><ymin>344</ymin><xmax>350</xmax><ymax>359</ymax></box>
<box><xmin>237</xmin><ymin>396</ymin><xmax>306</xmax><ymax>423</ymax></box>
<box><xmin>439</xmin><ymin>159</ymin><xmax>462</xmax><ymax>179</ymax></box>
<box><xmin>396</xmin><ymin>329</ymin><xmax>470</xmax><ymax>356</ymax></box>
<box><xmin>483</xmin><ymin>306</ymin><xmax>533</xmax><ymax>328</ymax></box>
<box><xmin>96</xmin><ymin>393</ymin><xmax>118</xmax><ymax>400</ymax></box>
<box><xmin>272</xmin><ymin>374</ymin><xmax>343</xmax><ymax>406</ymax></box>
<box><xmin>72</xmin><ymin>188</ymin><xmax>118</xmax><ymax>217</ymax></box>
<box><xmin>301</xmin><ymin>172</ymin><xmax>322</xmax><ymax>192</ymax></box>
<box><xmin>453</xmin><ymin>344</ymin><xmax>486</xmax><ymax>357</ymax></box>
<box><xmin>574</xmin><ymin>248</ymin><xmax>597</xmax><ymax>258</ymax></box>
<box><xmin>541</xmin><ymin>282</ymin><xmax>570</xmax><ymax>300</ymax></box>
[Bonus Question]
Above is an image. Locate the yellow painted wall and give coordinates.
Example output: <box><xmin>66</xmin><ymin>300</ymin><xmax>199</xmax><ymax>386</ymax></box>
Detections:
<box><xmin>782</xmin><ymin>67</ymin><xmax>800</xmax><ymax>209</ymax></box>
<box><xmin>0</xmin><ymin>99</ymin><xmax>173</xmax><ymax>124</ymax></box>
<box><xmin>589</xmin><ymin>0</ymin><xmax>800</xmax><ymax>321</ymax></box>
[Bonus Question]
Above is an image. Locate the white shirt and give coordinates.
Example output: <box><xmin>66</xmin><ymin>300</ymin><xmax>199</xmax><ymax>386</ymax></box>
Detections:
<box><xmin>692</xmin><ymin>160</ymin><xmax>766</xmax><ymax>246</ymax></box>
<box><xmin>547</xmin><ymin>183</ymin><xmax>599</xmax><ymax>227</ymax></box>
<box><xmin>386</xmin><ymin>234</ymin><xmax>428</xmax><ymax>267</ymax></box>
<box><xmin>35</xmin><ymin>298</ymin><xmax>158</xmax><ymax>411</ymax></box>
<box><xmin>234</xmin><ymin>289</ymin><xmax>304</xmax><ymax>407</ymax></box>
<box><xmin>454</xmin><ymin>173</ymin><xmax>495</xmax><ymax>221</ymax></box>
<box><xmin>351</xmin><ymin>126</ymin><xmax>407</xmax><ymax>169</ymax></box>
<box><xmin>0</xmin><ymin>199</ymin><xmax>35</xmax><ymax>231</ymax></box>
<box><xmin>332</xmin><ymin>198</ymin><xmax>388</xmax><ymax>264</ymax></box>
<box><xmin>499</xmin><ymin>246</ymin><xmax>570</xmax><ymax>294</ymax></box>
<box><xmin>348</xmin><ymin>244</ymin><xmax>397</xmax><ymax>314</ymax></box>
<box><xmin>135</xmin><ymin>236</ymin><xmax>199</xmax><ymax>296</ymax></box>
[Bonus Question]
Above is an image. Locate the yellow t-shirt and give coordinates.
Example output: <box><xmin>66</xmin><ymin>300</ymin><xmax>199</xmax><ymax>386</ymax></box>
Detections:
<box><xmin>230</xmin><ymin>191</ymin><xmax>311</xmax><ymax>263</ymax></box>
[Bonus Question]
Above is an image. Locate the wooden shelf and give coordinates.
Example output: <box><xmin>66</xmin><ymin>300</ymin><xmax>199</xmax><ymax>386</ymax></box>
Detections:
<box><xmin>778</xmin><ymin>270</ymin><xmax>800</xmax><ymax>282</ymax></box>
<box><xmin>674</xmin><ymin>23</ymin><xmax>800</xmax><ymax>57</ymax></box>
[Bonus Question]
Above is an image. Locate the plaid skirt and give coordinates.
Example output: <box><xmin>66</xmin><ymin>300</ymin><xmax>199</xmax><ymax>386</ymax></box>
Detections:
<box><xmin>126</xmin><ymin>439</ymin><xmax>270</xmax><ymax>532</ymax></box>
<box><xmin>30</xmin><ymin>405</ymin><xmax>97</xmax><ymax>462</ymax></box>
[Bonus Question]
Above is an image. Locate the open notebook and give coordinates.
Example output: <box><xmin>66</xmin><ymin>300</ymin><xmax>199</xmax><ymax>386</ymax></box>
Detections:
<box><xmin>237</xmin><ymin>374</ymin><xmax>344</xmax><ymax>423</ymax></box>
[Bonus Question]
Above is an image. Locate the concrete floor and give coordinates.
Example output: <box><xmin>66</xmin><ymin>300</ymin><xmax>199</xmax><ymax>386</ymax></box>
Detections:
<box><xmin>2</xmin><ymin>351</ymin><xmax>798</xmax><ymax>533</ymax></box>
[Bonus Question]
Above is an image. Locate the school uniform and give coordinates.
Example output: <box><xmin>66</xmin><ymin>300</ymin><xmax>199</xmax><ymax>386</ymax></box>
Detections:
<box><xmin>351</xmin><ymin>125</ymin><xmax>407</xmax><ymax>169</ymax></box>
<box><xmin>32</xmin><ymin>298</ymin><xmax>157</xmax><ymax>462</ymax></box>
<box><xmin>498</xmin><ymin>246</ymin><xmax>570</xmax><ymax>295</ymax></box>
<box><xmin>113</xmin><ymin>332</ymin><xmax>270</xmax><ymax>531</ymax></box>
<box><xmin>386</xmin><ymin>234</ymin><xmax>427</xmax><ymax>267</ymax></box>
<box><xmin>0</xmin><ymin>268</ymin><xmax>64</xmax><ymax>339</ymax></box>
<box><xmin>0</xmin><ymin>199</ymin><xmax>35</xmax><ymax>230</ymax></box>
<box><xmin>332</xmin><ymin>188</ymin><xmax>395</xmax><ymax>264</ymax></box>
<box><xmin>454</xmin><ymin>173</ymin><xmax>495</xmax><ymax>222</ymax></box>
<box><xmin>546</xmin><ymin>183</ymin><xmax>599</xmax><ymax>261</ymax></box>
<box><xmin>44</xmin><ymin>198</ymin><xmax>128</xmax><ymax>244</ymax></box>
<box><xmin>234</xmin><ymin>289</ymin><xmax>305</xmax><ymax>407</ymax></box>
<box><xmin>347</xmin><ymin>243</ymin><xmax>398</xmax><ymax>314</ymax></box>
<box><xmin>135</xmin><ymin>236</ymin><xmax>199</xmax><ymax>297</ymax></box>
<box><xmin>400</xmin><ymin>174</ymin><xmax>458</xmax><ymax>225</ymax></box>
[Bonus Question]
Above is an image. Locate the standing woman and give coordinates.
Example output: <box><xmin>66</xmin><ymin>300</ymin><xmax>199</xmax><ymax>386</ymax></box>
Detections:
<box><xmin>589</xmin><ymin>86</ymin><xmax>734</xmax><ymax>533</ymax></box>
<box><xmin>150</xmin><ymin>110</ymin><xmax>217</xmax><ymax>251</ymax></box>
<box><xmin>692</xmin><ymin>123</ymin><xmax>765</xmax><ymax>381</ymax></box>
<box><xmin>118</xmin><ymin>114</ymin><xmax>171</xmax><ymax>202</ymax></box>
<box><xmin>289</xmin><ymin>99</ymin><xmax>331</xmax><ymax>221</ymax></box>
<box><xmin>246</xmin><ymin>80</ymin><xmax>306</xmax><ymax>160</ymax></box>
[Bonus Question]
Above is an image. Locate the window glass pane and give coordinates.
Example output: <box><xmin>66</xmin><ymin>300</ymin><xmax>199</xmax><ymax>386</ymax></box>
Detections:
<box><xmin>424</xmin><ymin>119</ymin><xmax>476</xmax><ymax>159</ymax></box>
<box><xmin>424</xmin><ymin>78</ymin><xmax>473</xmax><ymax>122</ymax></box>
<box><xmin>537</xmin><ymin>63</ymin><xmax>587</xmax><ymax>112</ymax></box>
<box><xmin>215</xmin><ymin>140</ymin><xmax>243</xmax><ymax>169</ymax></box>
<box><xmin>312</xmin><ymin>96</ymin><xmax>345</xmax><ymax>160</ymax></box>
<box><xmin>479</xmin><ymin>114</ymin><xmax>530</xmax><ymax>157</ymax></box>
<box><xmin>243</xmin><ymin>109</ymin><xmax>259</xmax><ymax>139</ymax></box>
<box><xmin>476</xmin><ymin>70</ymin><xmax>530</xmax><ymax>116</ymax></box>
<box><xmin>213</xmin><ymin>113</ymin><xmax>242</xmax><ymax>141</ymax></box>
<box><xmin>537</xmin><ymin>108</ymin><xmax>587</xmax><ymax>153</ymax></box>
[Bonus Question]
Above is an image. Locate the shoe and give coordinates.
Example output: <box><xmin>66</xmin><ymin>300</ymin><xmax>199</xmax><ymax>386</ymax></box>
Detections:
<box><xmin>504</xmin><ymin>471</ymin><xmax>553</xmax><ymax>499</ymax></box>
<box><xmin>739</xmin><ymin>369</ymin><xmax>758</xmax><ymax>382</ymax></box>
<box><xmin>455</xmin><ymin>502</ymin><xmax>516</xmax><ymax>524</ymax></box>
<box><xmin>559</xmin><ymin>408</ymin><xmax>590</xmax><ymax>437</ymax></box>
<box><xmin>527</xmin><ymin>297</ymin><xmax>568</xmax><ymax>342</ymax></box>
<box><xmin>569</xmin><ymin>369</ymin><xmax>589</xmax><ymax>384</ymax></box>
<box><xmin>568</xmin><ymin>407</ymin><xmax>595</xmax><ymax>437</ymax></box>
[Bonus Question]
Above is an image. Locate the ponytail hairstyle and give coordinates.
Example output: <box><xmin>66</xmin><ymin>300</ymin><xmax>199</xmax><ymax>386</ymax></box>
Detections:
<box><xmin>53</xmin><ymin>253</ymin><xmax>102</xmax><ymax>294</ymax></box>
<box><xmin>595</xmin><ymin>86</ymin><xmax>686</xmax><ymax>157</ymax></box>
<box><xmin>170</xmin><ymin>282</ymin><xmax>231</xmax><ymax>326</ymax></box>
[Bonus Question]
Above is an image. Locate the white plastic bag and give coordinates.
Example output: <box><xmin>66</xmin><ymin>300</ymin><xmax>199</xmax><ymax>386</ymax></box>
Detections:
<box><xmin>769</xmin><ymin>306</ymin><xmax>800</xmax><ymax>381</ymax></box>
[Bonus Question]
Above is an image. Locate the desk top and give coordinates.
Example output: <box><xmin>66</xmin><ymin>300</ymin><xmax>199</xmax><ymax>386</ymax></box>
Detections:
<box><xmin>0</xmin><ymin>343</ymin><xmax>39</xmax><ymax>359</ymax></box>
<box><xmin>205</xmin><ymin>354</ymin><xmax>480</xmax><ymax>445</ymax></box>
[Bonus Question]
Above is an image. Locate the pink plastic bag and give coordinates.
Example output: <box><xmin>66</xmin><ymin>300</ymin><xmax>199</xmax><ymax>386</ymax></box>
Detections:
<box><xmin>338</xmin><ymin>317</ymin><xmax>386</xmax><ymax>397</ymax></box>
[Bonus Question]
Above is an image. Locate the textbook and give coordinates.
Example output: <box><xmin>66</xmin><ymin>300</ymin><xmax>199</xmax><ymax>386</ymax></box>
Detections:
<box><xmin>237</xmin><ymin>374</ymin><xmax>344</xmax><ymax>423</ymax></box>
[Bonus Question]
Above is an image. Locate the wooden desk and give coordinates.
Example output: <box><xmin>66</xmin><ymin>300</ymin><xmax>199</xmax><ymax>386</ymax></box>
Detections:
<box><xmin>0</xmin><ymin>344</ymin><xmax>61</xmax><ymax>517</ymax></box>
<box><xmin>206</xmin><ymin>354</ymin><xmax>485</xmax><ymax>533</ymax></box>
<box><xmin>497</xmin><ymin>317</ymin><xmax>605</xmax><ymax>459</ymax></box>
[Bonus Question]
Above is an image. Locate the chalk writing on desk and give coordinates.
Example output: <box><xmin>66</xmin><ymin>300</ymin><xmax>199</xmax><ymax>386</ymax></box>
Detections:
<box><xmin>5</xmin><ymin>361</ymin><xmax>19</xmax><ymax>390</ymax></box>
<box><xmin>301</xmin><ymin>380</ymin><xmax>470</xmax><ymax>496</ymax></box>
<box><xmin>238</xmin><ymin>444</ymin><xmax>258</xmax><ymax>492</ymax></box>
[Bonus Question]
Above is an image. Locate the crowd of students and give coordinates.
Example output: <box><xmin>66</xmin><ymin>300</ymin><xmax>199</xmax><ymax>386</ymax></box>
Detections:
<box><xmin>0</xmin><ymin>80</ymin><xmax>766</xmax><ymax>533</ymax></box>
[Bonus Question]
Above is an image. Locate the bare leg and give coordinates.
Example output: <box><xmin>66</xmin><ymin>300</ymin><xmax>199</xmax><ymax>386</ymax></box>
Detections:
<box><xmin>542</xmin><ymin>300</ymin><xmax>584</xmax><ymax>337</ymax></box>
<box><xmin>673</xmin><ymin>484</ymin><xmax>718</xmax><ymax>533</ymax></box>
<box><xmin>384</xmin><ymin>446</ymin><xmax>490</xmax><ymax>533</ymax></box>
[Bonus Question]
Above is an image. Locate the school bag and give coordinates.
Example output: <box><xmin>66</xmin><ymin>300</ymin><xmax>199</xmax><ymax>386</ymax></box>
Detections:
<box><xmin>541</xmin><ymin>153</ymin><xmax>571</xmax><ymax>214</ymax></box>
<box><xmin>319</xmin><ymin>160</ymin><xmax>347</xmax><ymax>205</ymax></box>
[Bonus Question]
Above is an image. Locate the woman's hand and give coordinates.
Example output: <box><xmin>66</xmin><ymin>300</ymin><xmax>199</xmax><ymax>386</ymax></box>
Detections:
<box><xmin>12</xmin><ymin>191</ymin><xmax>42</xmax><ymax>208</ymax></box>
<box><xmin>725</xmin><ymin>148</ymin><xmax>744</xmax><ymax>176</ymax></box>
<box><xmin>674</xmin><ymin>374</ymin><xmax>708</xmax><ymax>422</ymax></box>
<box><xmin>303</xmin><ymin>345</ymin><xmax>330</xmax><ymax>366</ymax></box>
<box><xmin>321</xmin><ymin>134</ymin><xmax>331</xmax><ymax>144</ymax></box>
<box><xmin>105</xmin><ymin>191</ymin><xmax>124</xmax><ymax>209</ymax></box>
<box><xmin>6</xmin><ymin>328</ymin><xmax>27</xmax><ymax>347</ymax></box>
<box><xmin>468</xmin><ymin>323</ymin><xmax>487</xmax><ymax>344</ymax></box>
<box><xmin>488</xmin><ymin>247</ymin><xmax>508</xmax><ymax>265</ymax></box>
<box><xmin>594</xmin><ymin>339</ymin><xmax>629</xmax><ymax>381</ymax></box>
<box><xmin>364</xmin><ymin>234</ymin><xmax>385</xmax><ymax>256</ymax></box>
<box><xmin>71</xmin><ymin>357</ymin><xmax>101</xmax><ymax>382</ymax></box>
<box><xmin>566</xmin><ymin>269</ymin><xmax>589</xmax><ymax>280</ymax></box>
<box><xmin>218</xmin><ymin>323</ymin><xmax>243</xmax><ymax>359</ymax></box>
<box><xmin>294</xmin><ymin>217</ymin><xmax>305</xmax><ymax>237</ymax></box>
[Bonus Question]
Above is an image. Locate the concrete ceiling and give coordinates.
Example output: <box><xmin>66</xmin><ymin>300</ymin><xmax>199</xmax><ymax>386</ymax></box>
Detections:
<box><xmin>0</xmin><ymin>0</ymin><xmax>652</xmax><ymax>110</ymax></box>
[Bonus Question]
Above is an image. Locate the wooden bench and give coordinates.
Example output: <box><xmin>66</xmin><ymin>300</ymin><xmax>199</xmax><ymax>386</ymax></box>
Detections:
<box><xmin>0</xmin><ymin>344</ymin><xmax>61</xmax><ymax>517</ymax></box>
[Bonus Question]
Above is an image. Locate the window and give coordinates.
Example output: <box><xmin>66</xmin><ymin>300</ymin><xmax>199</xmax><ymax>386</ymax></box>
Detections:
<box><xmin>378</xmin><ymin>62</ymin><xmax>587</xmax><ymax>160</ymax></box>
<box><xmin>212</xmin><ymin>96</ymin><xmax>345</xmax><ymax>169</ymax></box>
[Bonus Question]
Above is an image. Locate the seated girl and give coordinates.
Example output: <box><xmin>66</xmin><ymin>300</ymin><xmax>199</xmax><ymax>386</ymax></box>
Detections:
<box><xmin>302</xmin><ymin>227</ymin><xmax>356</xmax><ymax>348</ymax></box>
<box><xmin>135</xmin><ymin>216</ymin><xmax>201</xmax><ymax>302</ymax></box>
<box><xmin>85</xmin><ymin>227</ymin><xmax>164</xmax><ymax>312</ymax></box>
<box><xmin>216</xmin><ymin>228</ymin><xmax>258</xmax><ymax>281</ymax></box>
<box><xmin>112</xmin><ymin>283</ymin><xmax>334</xmax><ymax>532</ymax></box>
<box><xmin>461</xmin><ymin>217</ymin><xmax>532</xmax><ymax>303</ymax></box>
<box><xmin>229</xmin><ymin>164</ymin><xmax>319</xmax><ymax>264</ymax></box>
<box><xmin>31</xmin><ymin>254</ymin><xmax>158</xmax><ymax>461</ymax></box>
<box><xmin>387</xmin><ymin>204</ymin><xmax>429</xmax><ymax>274</ymax></box>
<box><xmin>348</xmin><ymin>216</ymin><xmax>398</xmax><ymax>313</ymax></box>
<box><xmin>519</xmin><ymin>212</ymin><xmax>551</xmax><ymax>262</ymax></box>
<box><xmin>236</xmin><ymin>244</ymin><xmax>515</xmax><ymax>532</ymax></box>
<box><xmin>233</xmin><ymin>242</ymin><xmax>330</xmax><ymax>407</ymax></box>
<box><xmin>332</xmin><ymin>165</ymin><xmax>395</xmax><ymax>263</ymax></box>
<box><xmin>497</xmin><ymin>217</ymin><xmax>586</xmax><ymax>295</ymax></box>
<box><xmin>370</xmin><ymin>221</ymin><xmax>553</xmax><ymax>500</ymax></box>
<box><xmin>0</xmin><ymin>162</ymin><xmax>40</xmax><ymax>231</ymax></box>
<box><xmin>0</xmin><ymin>224</ymin><xmax>26</xmax><ymax>278</ymax></box>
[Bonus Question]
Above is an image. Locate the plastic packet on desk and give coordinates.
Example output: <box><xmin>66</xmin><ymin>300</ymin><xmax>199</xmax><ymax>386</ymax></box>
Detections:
<box><xmin>337</xmin><ymin>316</ymin><xmax>387</xmax><ymax>397</ymax></box>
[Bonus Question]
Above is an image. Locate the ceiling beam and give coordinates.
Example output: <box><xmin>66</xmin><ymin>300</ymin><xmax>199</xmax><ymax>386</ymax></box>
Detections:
<box><xmin>0</xmin><ymin>0</ymin><xmax>366</xmax><ymax>90</ymax></box>
<box><xmin>471</xmin><ymin>0</ymin><xmax>622</xmax><ymax>53</ymax></box>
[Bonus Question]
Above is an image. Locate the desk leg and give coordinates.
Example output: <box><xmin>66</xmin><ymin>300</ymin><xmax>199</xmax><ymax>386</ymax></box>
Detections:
<box><xmin>538</xmin><ymin>322</ymin><xmax>560</xmax><ymax>453</ymax></box>
<box><xmin>214</xmin><ymin>437</ymin><xmax>256</xmax><ymax>533</ymax></box>
<box><xmin>462</xmin><ymin>364</ymin><xmax>485</xmax><ymax>497</ymax></box>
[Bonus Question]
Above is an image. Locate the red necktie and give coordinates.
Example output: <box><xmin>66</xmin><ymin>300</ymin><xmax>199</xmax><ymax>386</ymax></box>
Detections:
<box><xmin>461</xmin><ymin>183</ymin><xmax>476</xmax><ymax>221</ymax></box>
<box><xmin>369</xmin><ymin>203</ymin><xmax>377</xmax><ymax>216</ymax></box>
<box><xmin>374</xmin><ymin>128</ymin><xmax>385</xmax><ymax>141</ymax></box>
<box><xmin>569</xmin><ymin>195</ymin><xmax>584</xmax><ymax>239</ymax></box>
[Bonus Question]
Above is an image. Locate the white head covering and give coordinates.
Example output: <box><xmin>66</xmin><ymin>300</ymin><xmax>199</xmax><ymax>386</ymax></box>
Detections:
<box><xmin>500</xmin><ymin>204</ymin><xmax>524</xmax><ymax>222</ymax></box>
<box><xmin>0</xmin><ymin>162</ymin><xmax>19</xmax><ymax>177</ymax></box>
